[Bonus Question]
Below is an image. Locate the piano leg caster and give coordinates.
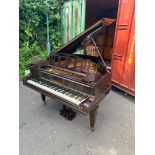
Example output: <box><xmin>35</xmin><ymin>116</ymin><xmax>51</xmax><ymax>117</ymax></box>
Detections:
<box><xmin>89</xmin><ymin>106</ymin><xmax>99</xmax><ymax>131</ymax></box>
<box><xmin>41</xmin><ymin>94</ymin><xmax>46</xmax><ymax>104</ymax></box>
<box><xmin>60</xmin><ymin>105</ymin><xmax>76</xmax><ymax>121</ymax></box>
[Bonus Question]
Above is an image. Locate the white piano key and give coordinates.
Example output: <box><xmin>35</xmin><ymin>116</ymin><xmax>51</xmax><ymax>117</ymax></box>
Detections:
<box><xmin>27</xmin><ymin>79</ymin><xmax>88</xmax><ymax>106</ymax></box>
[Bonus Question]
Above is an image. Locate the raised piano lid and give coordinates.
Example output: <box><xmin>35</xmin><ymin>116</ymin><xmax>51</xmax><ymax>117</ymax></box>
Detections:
<box><xmin>49</xmin><ymin>18</ymin><xmax>115</xmax><ymax>55</ymax></box>
<box><xmin>48</xmin><ymin>18</ymin><xmax>116</xmax><ymax>73</ymax></box>
<box><xmin>32</xmin><ymin>18</ymin><xmax>116</xmax><ymax>86</ymax></box>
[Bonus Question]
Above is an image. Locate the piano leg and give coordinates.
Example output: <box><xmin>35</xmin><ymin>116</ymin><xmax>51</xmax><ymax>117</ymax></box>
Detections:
<box><xmin>89</xmin><ymin>106</ymin><xmax>99</xmax><ymax>131</ymax></box>
<box><xmin>41</xmin><ymin>94</ymin><xmax>46</xmax><ymax>103</ymax></box>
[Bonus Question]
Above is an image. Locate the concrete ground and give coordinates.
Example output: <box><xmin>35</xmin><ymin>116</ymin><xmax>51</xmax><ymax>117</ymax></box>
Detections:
<box><xmin>19</xmin><ymin>82</ymin><xmax>135</xmax><ymax>155</ymax></box>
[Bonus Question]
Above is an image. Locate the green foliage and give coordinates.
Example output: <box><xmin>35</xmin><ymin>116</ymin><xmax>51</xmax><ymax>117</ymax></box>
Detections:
<box><xmin>19</xmin><ymin>0</ymin><xmax>62</xmax><ymax>79</ymax></box>
<box><xmin>19</xmin><ymin>42</ymin><xmax>48</xmax><ymax>79</ymax></box>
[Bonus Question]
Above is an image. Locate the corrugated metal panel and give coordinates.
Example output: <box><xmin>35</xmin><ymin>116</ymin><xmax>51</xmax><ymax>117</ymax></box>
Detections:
<box><xmin>121</xmin><ymin>12</ymin><xmax>135</xmax><ymax>89</ymax></box>
<box><xmin>112</xmin><ymin>0</ymin><xmax>135</xmax><ymax>96</ymax></box>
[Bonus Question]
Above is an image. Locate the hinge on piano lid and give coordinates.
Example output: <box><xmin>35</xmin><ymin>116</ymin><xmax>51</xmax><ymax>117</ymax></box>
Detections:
<box><xmin>82</xmin><ymin>27</ymin><xmax>110</xmax><ymax>73</ymax></box>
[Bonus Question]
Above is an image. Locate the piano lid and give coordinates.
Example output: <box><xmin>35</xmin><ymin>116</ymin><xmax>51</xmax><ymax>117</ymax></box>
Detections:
<box><xmin>50</xmin><ymin>18</ymin><xmax>116</xmax><ymax>55</ymax></box>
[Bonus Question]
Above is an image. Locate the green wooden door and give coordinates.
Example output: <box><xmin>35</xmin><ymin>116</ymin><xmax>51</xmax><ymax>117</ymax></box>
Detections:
<box><xmin>60</xmin><ymin>0</ymin><xmax>86</xmax><ymax>45</ymax></box>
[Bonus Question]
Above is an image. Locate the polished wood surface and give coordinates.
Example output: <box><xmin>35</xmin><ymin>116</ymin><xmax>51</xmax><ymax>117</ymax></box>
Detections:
<box><xmin>23</xmin><ymin>18</ymin><xmax>115</xmax><ymax>130</ymax></box>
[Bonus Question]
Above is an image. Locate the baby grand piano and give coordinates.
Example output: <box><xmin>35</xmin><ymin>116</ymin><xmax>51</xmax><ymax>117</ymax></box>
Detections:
<box><xmin>23</xmin><ymin>18</ymin><xmax>115</xmax><ymax>130</ymax></box>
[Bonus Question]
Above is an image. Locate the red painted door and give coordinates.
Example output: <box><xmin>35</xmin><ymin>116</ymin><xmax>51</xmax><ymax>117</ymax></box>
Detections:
<box><xmin>112</xmin><ymin>0</ymin><xmax>135</xmax><ymax>95</ymax></box>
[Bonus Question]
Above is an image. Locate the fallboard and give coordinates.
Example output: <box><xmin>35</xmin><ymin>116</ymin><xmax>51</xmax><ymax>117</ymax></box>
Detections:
<box><xmin>30</xmin><ymin>67</ymin><xmax>95</xmax><ymax>96</ymax></box>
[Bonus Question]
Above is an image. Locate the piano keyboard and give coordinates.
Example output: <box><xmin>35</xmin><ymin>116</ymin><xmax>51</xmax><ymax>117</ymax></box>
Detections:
<box><xmin>27</xmin><ymin>79</ymin><xmax>89</xmax><ymax>106</ymax></box>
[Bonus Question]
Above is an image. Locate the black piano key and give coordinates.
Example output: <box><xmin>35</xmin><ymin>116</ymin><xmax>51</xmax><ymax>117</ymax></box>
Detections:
<box><xmin>66</xmin><ymin>92</ymin><xmax>71</xmax><ymax>96</ymax></box>
<box><xmin>56</xmin><ymin>86</ymin><xmax>62</xmax><ymax>89</ymax></box>
<box><xmin>56</xmin><ymin>88</ymin><xmax>62</xmax><ymax>92</ymax></box>
<box><xmin>49</xmin><ymin>85</ymin><xmax>54</xmax><ymax>89</ymax></box>
<box><xmin>74</xmin><ymin>92</ymin><xmax>80</xmax><ymax>97</ymax></box>
<box><xmin>69</xmin><ymin>94</ymin><xmax>75</xmax><ymax>98</ymax></box>
<box><xmin>58</xmin><ymin>89</ymin><xmax>64</xmax><ymax>93</ymax></box>
<box><xmin>55</xmin><ymin>86</ymin><xmax>61</xmax><ymax>90</ymax></box>
<box><xmin>57</xmin><ymin>85</ymin><xmax>63</xmax><ymax>89</ymax></box>
<box><xmin>74</xmin><ymin>95</ymin><xmax>80</xmax><ymax>100</ymax></box>
<box><xmin>59</xmin><ymin>89</ymin><xmax>65</xmax><ymax>93</ymax></box>
<box><xmin>63</xmin><ymin>90</ymin><xmax>69</xmax><ymax>94</ymax></box>
<box><xmin>64</xmin><ymin>88</ymin><xmax>70</xmax><ymax>93</ymax></box>
<box><xmin>79</xmin><ymin>95</ymin><xmax>88</xmax><ymax>102</ymax></box>
<box><xmin>51</xmin><ymin>87</ymin><xmax>57</xmax><ymax>90</ymax></box>
<box><xmin>76</xmin><ymin>92</ymin><xmax>81</xmax><ymax>95</ymax></box>
<box><xmin>74</xmin><ymin>96</ymin><xmax>80</xmax><ymax>100</ymax></box>
<box><xmin>51</xmin><ymin>85</ymin><xmax>55</xmax><ymax>89</ymax></box>
<box><xmin>77</xmin><ymin>95</ymin><xmax>85</xmax><ymax>100</ymax></box>
<box><xmin>72</xmin><ymin>94</ymin><xmax>77</xmax><ymax>98</ymax></box>
<box><xmin>71</xmin><ymin>91</ymin><xmax>78</xmax><ymax>97</ymax></box>
<box><xmin>72</xmin><ymin>93</ymin><xmax>76</xmax><ymax>97</ymax></box>
<box><xmin>42</xmin><ymin>83</ymin><xmax>46</xmax><ymax>86</ymax></box>
<box><xmin>42</xmin><ymin>81</ymin><xmax>47</xmax><ymax>84</ymax></box>
<box><xmin>65</xmin><ymin>91</ymin><xmax>72</xmax><ymax>95</ymax></box>
<box><xmin>79</xmin><ymin>94</ymin><xmax>84</xmax><ymax>98</ymax></box>
<box><xmin>78</xmin><ymin>97</ymin><xmax>85</xmax><ymax>102</ymax></box>
<box><xmin>55</xmin><ymin>85</ymin><xmax>60</xmax><ymax>89</ymax></box>
<box><xmin>68</xmin><ymin>91</ymin><xmax>74</xmax><ymax>96</ymax></box>
<box><xmin>58</xmin><ymin>86</ymin><xmax>63</xmax><ymax>90</ymax></box>
<box><xmin>63</xmin><ymin>88</ymin><xmax>69</xmax><ymax>92</ymax></box>
<box><xmin>53</xmin><ymin>87</ymin><xmax>58</xmax><ymax>91</ymax></box>
<box><xmin>66</xmin><ymin>90</ymin><xmax>72</xmax><ymax>94</ymax></box>
<box><xmin>54</xmin><ymin>85</ymin><xmax>59</xmax><ymax>88</ymax></box>
<box><xmin>50</xmin><ymin>83</ymin><xmax>55</xmax><ymax>86</ymax></box>
<box><xmin>50</xmin><ymin>84</ymin><xmax>55</xmax><ymax>88</ymax></box>
<box><xmin>63</xmin><ymin>91</ymin><xmax>68</xmax><ymax>94</ymax></box>
<box><xmin>67</xmin><ymin>93</ymin><xmax>73</xmax><ymax>97</ymax></box>
<box><xmin>69</xmin><ymin>90</ymin><xmax>75</xmax><ymax>95</ymax></box>
<box><xmin>60</xmin><ymin>88</ymin><xmax>65</xmax><ymax>92</ymax></box>
<box><xmin>66</xmin><ymin>90</ymin><xmax>75</xmax><ymax>97</ymax></box>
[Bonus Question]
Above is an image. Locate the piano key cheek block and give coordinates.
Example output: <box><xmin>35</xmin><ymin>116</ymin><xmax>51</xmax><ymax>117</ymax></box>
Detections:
<box><xmin>23</xmin><ymin>18</ymin><xmax>115</xmax><ymax>131</ymax></box>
